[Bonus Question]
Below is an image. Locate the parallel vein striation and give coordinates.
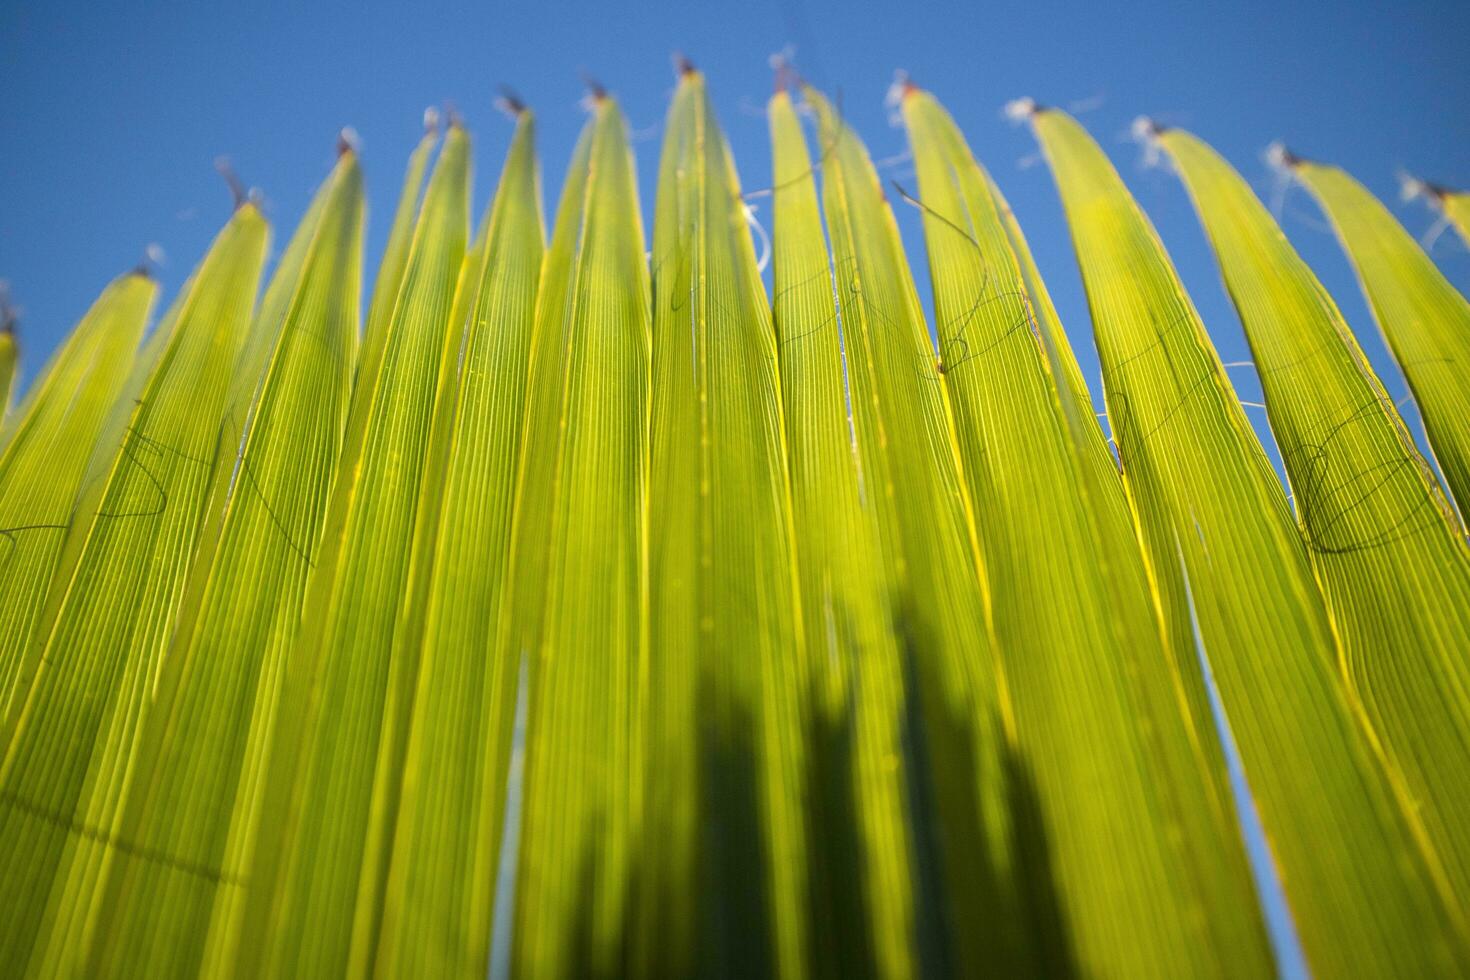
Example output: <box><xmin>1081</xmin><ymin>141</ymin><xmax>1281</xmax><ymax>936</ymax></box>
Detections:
<box><xmin>0</xmin><ymin>204</ymin><xmax>269</xmax><ymax>974</ymax></box>
<box><xmin>236</xmin><ymin>127</ymin><xmax>470</xmax><ymax>980</ymax></box>
<box><xmin>905</xmin><ymin>89</ymin><xmax>1269</xmax><ymax>977</ymax></box>
<box><xmin>1161</xmin><ymin>127</ymin><xmax>1470</xmax><ymax>917</ymax></box>
<box><xmin>0</xmin><ymin>273</ymin><xmax>154</xmax><ymax>703</ymax></box>
<box><xmin>804</xmin><ymin>83</ymin><xmax>1029</xmax><ymax>975</ymax></box>
<box><xmin>639</xmin><ymin>70</ymin><xmax>809</xmax><ymax>979</ymax></box>
<box><xmin>76</xmin><ymin>152</ymin><xmax>365</xmax><ymax>979</ymax></box>
<box><xmin>769</xmin><ymin>87</ymin><xmax>919</xmax><ymax>980</ymax></box>
<box><xmin>501</xmin><ymin>95</ymin><xmax>649</xmax><ymax>978</ymax></box>
<box><xmin>1029</xmin><ymin>106</ymin><xmax>1470</xmax><ymax>976</ymax></box>
<box><xmin>1290</xmin><ymin>158</ymin><xmax>1470</xmax><ymax>516</ymax></box>
<box><xmin>376</xmin><ymin>110</ymin><xmax>544</xmax><ymax>979</ymax></box>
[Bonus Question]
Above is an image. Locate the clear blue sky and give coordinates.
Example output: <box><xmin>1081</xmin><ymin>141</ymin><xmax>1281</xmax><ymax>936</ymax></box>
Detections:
<box><xmin>3</xmin><ymin>0</ymin><xmax>1467</xmax><ymax>429</ymax></box>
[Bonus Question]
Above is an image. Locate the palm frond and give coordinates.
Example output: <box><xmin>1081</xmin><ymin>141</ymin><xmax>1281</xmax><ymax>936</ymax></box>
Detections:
<box><xmin>1160</xmin><ymin>126</ymin><xmax>1470</xmax><ymax>913</ymax></box>
<box><xmin>905</xmin><ymin>88</ymin><xmax>1271</xmax><ymax>976</ymax></box>
<box><xmin>235</xmin><ymin>125</ymin><xmax>469</xmax><ymax>979</ymax></box>
<box><xmin>498</xmin><ymin>94</ymin><xmax>649</xmax><ymax>977</ymax></box>
<box><xmin>0</xmin><ymin>203</ymin><xmax>268</xmax><ymax>974</ymax></box>
<box><xmin>0</xmin><ymin>273</ymin><xmax>155</xmax><ymax>703</ymax></box>
<box><xmin>376</xmin><ymin>107</ymin><xmax>543</xmax><ymax>978</ymax></box>
<box><xmin>639</xmin><ymin>68</ymin><xmax>808</xmax><ymax>978</ymax></box>
<box><xmin>768</xmin><ymin>86</ymin><xmax>920</xmax><ymax>979</ymax></box>
<box><xmin>1027</xmin><ymin>105</ymin><xmax>1469</xmax><ymax>976</ymax></box>
<box><xmin>1290</xmin><ymin>157</ymin><xmax>1470</xmax><ymax>516</ymax></box>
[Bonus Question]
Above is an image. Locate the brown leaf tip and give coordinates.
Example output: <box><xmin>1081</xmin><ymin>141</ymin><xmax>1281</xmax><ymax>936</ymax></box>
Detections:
<box><xmin>674</xmin><ymin>52</ymin><xmax>697</xmax><ymax>78</ymax></box>
<box><xmin>443</xmin><ymin>101</ymin><xmax>465</xmax><ymax>130</ymax></box>
<box><xmin>885</xmin><ymin>70</ymin><xmax>919</xmax><ymax>108</ymax></box>
<box><xmin>1131</xmin><ymin>116</ymin><xmax>1167</xmax><ymax>142</ymax></box>
<box><xmin>214</xmin><ymin>156</ymin><xmax>248</xmax><ymax>209</ymax></box>
<box><xmin>769</xmin><ymin>49</ymin><xmax>800</xmax><ymax>94</ymax></box>
<box><xmin>0</xmin><ymin>281</ymin><xmax>16</xmax><ymax>335</ymax></box>
<box><xmin>133</xmin><ymin>243</ymin><xmax>165</xmax><ymax>280</ymax></box>
<box><xmin>337</xmin><ymin>126</ymin><xmax>361</xmax><ymax>157</ymax></box>
<box><xmin>1399</xmin><ymin>171</ymin><xmax>1454</xmax><ymax>205</ymax></box>
<box><xmin>1003</xmin><ymin>97</ymin><xmax>1044</xmax><ymax>122</ymax></box>
<box><xmin>1265</xmin><ymin>141</ymin><xmax>1304</xmax><ymax>171</ymax></box>
<box><xmin>496</xmin><ymin>85</ymin><xmax>528</xmax><ymax>118</ymax></box>
<box><xmin>581</xmin><ymin>71</ymin><xmax>608</xmax><ymax>103</ymax></box>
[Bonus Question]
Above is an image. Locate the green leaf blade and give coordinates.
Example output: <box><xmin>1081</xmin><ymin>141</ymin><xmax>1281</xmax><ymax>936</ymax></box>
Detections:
<box><xmin>768</xmin><ymin>87</ymin><xmax>922</xmax><ymax>980</ymax></box>
<box><xmin>72</xmin><ymin>151</ymin><xmax>365</xmax><ymax>979</ymax></box>
<box><xmin>804</xmin><ymin>84</ymin><xmax>1031</xmax><ymax>974</ymax></box>
<box><xmin>1029</xmin><ymin>106</ymin><xmax>1470</xmax><ymax>976</ymax></box>
<box><xmin>905</xmin><ymin>89</ymin><xmax>1271</xmax><ymax>977</ymax></box>
<box><xmin>236</xmin><ymin>126</ymin><xmax>470</xmax><ymax>979</ymax></box>
<box><xmin>0</xmin><ymin>204</ymin><xmax>269</xmax><ymax>973</ymax></box>
<box><xmin>637</xmin><ymin>70</ymin><xmax>809</xmax><ymax>978</ymax></box>
<box><xmin>1292</xmin><ymin>159</ymin><xmax>1470</xmax><ymax>516</ymax></box>
<box><xmin>1160</xmin><ymin>125</ymin><xmax>1470</xmax><ymax>914</ymax></box>
<box><xmin>374</xmin><ymin>110</ymin><xmax>544</xmax><ymax>979</ymax></box>
<box><xmin>0</xmin><ymin>273</ymin><xmax>155</xmax><ymax>704</ymax></box>
<box><xmin>503</xmin><ymin>95</ymin><xmax>649</xmax><ymax>978</ymax></box>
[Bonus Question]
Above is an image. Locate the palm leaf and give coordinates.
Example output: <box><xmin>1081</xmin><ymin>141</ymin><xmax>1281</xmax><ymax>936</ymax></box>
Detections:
<box><xmin>803</xmin><ymin>82</ymin><xmax>1034</xmax><ymax>974</ymax></box>
<box><xmin>1289</xmin><ymin>156</ymin><xmax>1470</xmax><ymax>515</ymax></box>
<box><xmin>1025</xmin><ymin>104</ymin><xmax>1469</xmax><ymax>975</ymax></box>
<box><xmin>0</xmin><ymin>203</ymin><xmax>269</xmax><ymax>973</ymax></box>
<box><xmin>768</xmin><ymin>85</ymin><xmax>920</xmax><ymax>979</ymax></box>
<box><xmin>0</xmin><ymin>273</ymin><xmax>155</xmax><ymax>703</ymax></box>
<box><xmin>637</xmin><ymin>67</ymin><xmax>809</xmax><ymax>977</ymax></box>
<box><xmin>1158</xmin><ymin>125</ymin><xmax>1470</xmax><ymax>912</ymax></box>
<box><xmin>362</xmin><ymin>114</ymin><xmax>441</xmax><ymax>388</ymax></box>
<box><xmin>497</xmin><ymin>93</ymin><xmax>648</xmax><ymax>976</ymax></box>
<box><xmin>1442</xmin><ymin>188</ymin><xmax>1470</xmax><ymax>245</ymax></box>
<box><xmin>375</xmin><ymin>108</ymin><xmax>543</xmax><ymax>978</ymax></box>
<box><xmin>904</xmin><ymin>88</ymin><xmax>1270</xmax><ymax>976</ymax></box>
<box><xmin>67</xmin><ymin>149</ymin><xmax>365</xmax><ymax>978</ymax></box>
<box><xmin>234</xmin><ymin>124</ymin><xmax>470</xmax><ymax>979</ymax></box>
<box><xmin>0</xmin><ymin>328</ymin><xmax>14</xmax><ymax>422</ymax></box>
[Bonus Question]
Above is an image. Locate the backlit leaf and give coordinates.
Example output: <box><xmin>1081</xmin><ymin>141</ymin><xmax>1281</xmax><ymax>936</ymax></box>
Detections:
<box><xmin>1290</xmin><ymin>157</ymin><xmax>1470</xmax><ymax>515</ymax></box>
<box><xmin>1027</xmin><ymin>104</ymin><xmax>1469</xmax><ymax>976</ymax></box>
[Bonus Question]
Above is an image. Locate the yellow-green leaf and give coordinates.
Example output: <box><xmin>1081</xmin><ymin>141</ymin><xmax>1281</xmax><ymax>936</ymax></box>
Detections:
<box><xmin>499</xmin><ymin>94</ymin><xmax>648</xmax><ymax>977</ymax></box>
<box><xmin>375</xmin><ymin>109</ymin><xmax>544</xmax><ymax>978</ymax></box>
<box><xmin>0</xmin><ymin>328</ymin><xmax>15</xmax><ymax>422</ymax></box>
<box><xmin>1442</xmin><ymin>188</ymin><xmax>1470</xmax><ymax>245</ymax></box>
<box><xmin>1027</xmin><ymin>104</ymin><xmax>1469</xmax><ymax>976</ymax></box>
<box><xmin>904</xmin><ymin>88</ymin><xmax>1270</xmax><ymax>976</ymax></box>
<box><xmin>637</xmin><ymin>68</ymin><xmax>808</xmax><ymax>978</ymax></box>
<box><xmin>0</xmin><ymin>273</ymin><xmax>154</xmax><ymax>703</ymax></box>
<box><xmin>1290</xmin><ymin>156</ymin><xmax>1470</xmax><ymax>515</ymax></box>
<box><xmin>235</xmin><ymin>125</ymin><xmax>470</xmax><ymax>979</ymax></box>
<box><xmin>361</xmin><ymin>115</ymin><xmax>441</xmax><ymax>389</ymax></box>
<box><xmin>768</xmin><ymin>86</ymin><xmax>920</xmax><ymax>980</ymax></box>
<box><xmin>0</xmin><ymin>203</ymin><xmax>268</xmax><ymax>973</ymax></box>
<box><xmin>1159</xmin><ymin>123</ymin><xmax>1470</xmax><ymax>912</ymax></box>
<box><xmin>72</xmin><ymin>149</ymin><xmax>365</xmax><ymax>979</ymax></box>
<box><xmin>804</xmin><ymin>83</ymin><xmax>1030</xmax><ymax>974</ymax></box>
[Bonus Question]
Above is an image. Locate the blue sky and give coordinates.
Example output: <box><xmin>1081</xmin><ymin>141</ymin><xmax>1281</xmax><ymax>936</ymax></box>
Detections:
<box><xmin>3</xmin><ymin>0</ymin><xmax>1467</xmax><ymax>429</ymax></box>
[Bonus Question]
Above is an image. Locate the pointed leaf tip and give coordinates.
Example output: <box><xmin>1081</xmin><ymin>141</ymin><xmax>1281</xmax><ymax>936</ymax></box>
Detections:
<box><xmin>1264</xmin><ymin>141</ymin><xmax>1303</xmax><ymax>171</ymax></box>
<box><xmin>580</xmin><ymin>70</ymin><xmax>608</xmax><ymax>102</ymax></box>
<box><xmin>214</xmin><ymin>155</ymin><xmax>248</xmax><ymax>208</ymax></box>
<box><xmin>674</xmin><ymin>52</ymin><xmax>696</xmax><ymax>77</ymax></box>
<box><xmin>337</xmin><ymin>126</ymin><xmax>361</xmax><ymax>157</ymax></box>
<box><xmin>1003</xmin><ymin>96</ymin><xmax>1040</xmax><ymax>121</ymax></box>
<box><xmin>496</xmin><ymin>84</ymin><xmax>528</xmax><ymax>117</ymax></box>
<box><xmin>1131</xmin><ymin>115</ymin><xmax>1165</xmax><ymax>141</ymax></box>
